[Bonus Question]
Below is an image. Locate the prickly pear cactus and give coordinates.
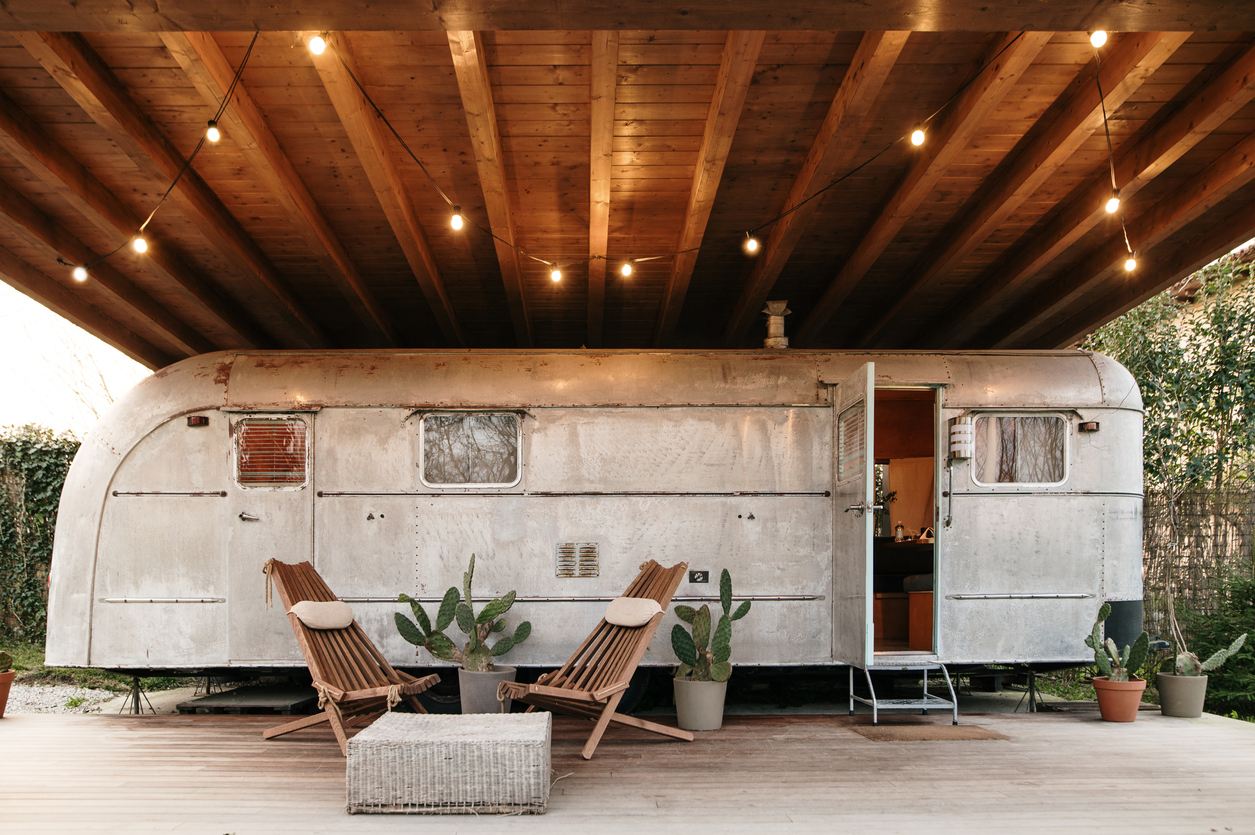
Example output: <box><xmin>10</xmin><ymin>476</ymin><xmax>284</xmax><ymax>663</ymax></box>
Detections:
<box><xmin>1084</xmin><ymin>603</ymin><xmax>1149</xmax><ymax>682</ymax></box>
<box><xmin>0</xmin><ymin>650</ymin><xmax>11</xmax><ymax>672</ymax></box>
<box><xmin>672</xmin><ymin>569</ymin><xmax>749</xmax><ymax>682</ymax></box>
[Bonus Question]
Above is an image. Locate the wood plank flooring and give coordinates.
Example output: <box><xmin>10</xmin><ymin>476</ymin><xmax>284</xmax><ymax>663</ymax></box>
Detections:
<box><xmin>2</xmin><ymin>710</ymin><xmax>1254</xmax><ymax>833</ymax></box>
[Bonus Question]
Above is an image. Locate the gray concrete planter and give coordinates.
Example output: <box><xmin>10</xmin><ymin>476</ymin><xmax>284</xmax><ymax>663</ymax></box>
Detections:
<box><xmin>1157</xmin><ymin>672</ymin><xmax>1208</xmax><ymax>718</ymax></box>
<box><xmin>674</xmin><ymin>678</ymin><xmax>727</xmax><ymax>731</ymax></box>
<box><xmin>458</xmin><ymin>665</ymin><xmax>517</xmax><ymax>714</ymax></box>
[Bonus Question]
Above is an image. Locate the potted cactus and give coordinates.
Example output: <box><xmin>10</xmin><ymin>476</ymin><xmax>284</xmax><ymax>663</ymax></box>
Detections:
<box><xmin>0</xmin><ymin>650</ymin><xmax>14</xmax><ymax>718</ymax></box>
<box><xmin>670</xmin><ymin>569</ymin><xmax>750</xmax><ymax>731</ymax></box>
<box><xmin>395</xmin><ymin>554</ymin><xmax>531</xmax><ymax>713</ymax></box>
<box><xmin>1158</xmin><ymin>581</ymin><xmax>1247</xmax><ymax>718</ymax></box>
<box><xmin>1084</xmin><ymin>603</ymin><xmax>1150</xmax><ymax>722</ymax></box>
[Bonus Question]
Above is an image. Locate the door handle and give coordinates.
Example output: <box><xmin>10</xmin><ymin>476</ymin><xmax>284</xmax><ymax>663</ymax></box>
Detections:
<box><xmin>843</xmin><ymin>503</ymin><xmax>883</xmax><ymax>516</ymax></box>
<box><xmin>238</xmin><ymin>512</ymin><xmax>260</xmax><ymax>521</ymax></box>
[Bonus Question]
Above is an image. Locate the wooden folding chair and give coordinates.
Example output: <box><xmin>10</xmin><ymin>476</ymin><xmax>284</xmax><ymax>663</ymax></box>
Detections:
<box><xmin>262</xmin><ymin>559</ymin><xmax>439</xmax><ymax>755</ymax></box>
<box><xmin>499</xmin><ymin>559</ymin><xmax>694</xmax><ymax>759</ymax></box>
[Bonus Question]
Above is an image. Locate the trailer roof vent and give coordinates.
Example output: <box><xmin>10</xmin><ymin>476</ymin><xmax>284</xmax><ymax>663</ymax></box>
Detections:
<box><xmin>556</xmin><ymin>542</ymin><xmax>599</xmax><ymax>578</ymax></box>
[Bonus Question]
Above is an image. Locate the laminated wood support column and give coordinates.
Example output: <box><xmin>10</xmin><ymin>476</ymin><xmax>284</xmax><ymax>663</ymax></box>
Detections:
<box><xmin>793</xmin><ymin>30</ymin><xmax>1052</xmax><ymax>348</ymax></box>
<box><xmin>16</xmin><ymin>31</ymin><xmax>327</xmax><ymax>348</ymax></box>
<box><xmin>654</xmin><ymin>29</ymin><xmax>764</xmax><ymax>347</ymax></box>
<box><xmin>448</xmin><ymin>30</ymin><xmax>531</xmax><ymax>348</ymax></box>
<box><xmin>587</xmin><ymin>30</ymin><xmax>618</xmax><ymax>349</ymax></box>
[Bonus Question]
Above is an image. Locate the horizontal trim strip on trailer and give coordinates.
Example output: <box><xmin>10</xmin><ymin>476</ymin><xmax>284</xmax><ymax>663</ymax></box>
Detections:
<box><xmin>945</xmin><ymin>593</ymin><xmax>1095</xmax><ymax>600</ymax></box>
<box><xmin>111</xmin><ymin>491</ymin><xmax>228</xmax><ymax>497</ymax></box>
<box><xmin>346</xmin><ymin>594</ymin><xmax>824</xmax><ymax>604</ymax></box>
<box><xmin>317</xmin><ymin>490</ymin><xmax>831</xmax><ymax>498</ymax></box>
<box><xmin>949</xmin><ymin>491</ymin><xmax>1142</xmax><ymax>498</ymax></box>
<box><xmin>100</xmin><ymin>597</ymin><xmax>226</xmax><ymax>603</ymax></box>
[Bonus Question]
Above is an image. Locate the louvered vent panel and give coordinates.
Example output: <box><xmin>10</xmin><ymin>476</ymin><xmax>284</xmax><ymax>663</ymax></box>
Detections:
<box><xmin>556</xmin><ymin>542</ymin><xmax>599</xmax><ymax>577</ymax></box>
<box><xmin>237</xmin><ymin>419</ymin><xmax>307</xmax><ymax>486</ymax></box>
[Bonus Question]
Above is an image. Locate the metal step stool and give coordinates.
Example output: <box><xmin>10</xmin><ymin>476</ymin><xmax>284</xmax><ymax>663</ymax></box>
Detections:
<box><xmin>849</xmin><ymin>664</ymin><xmax>958</xmax><ymax>725</ymax></box>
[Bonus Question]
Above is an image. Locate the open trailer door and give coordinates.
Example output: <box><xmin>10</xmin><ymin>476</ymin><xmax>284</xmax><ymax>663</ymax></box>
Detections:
<box><xmin>832</xmin><ymin>362</ymin><xmax>875</xmax><ymax>668</ymax></box>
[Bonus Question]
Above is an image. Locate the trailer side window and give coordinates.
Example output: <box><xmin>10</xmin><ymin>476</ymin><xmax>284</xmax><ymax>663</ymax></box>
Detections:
<box><xmin>421</xmin><ymin>413</ymin><xmax>520</xmax><ymax>487</ymax></box>
<box><xmin>972</xmin><ymin>415</ymin><xmax>1065</xmax><ymax>485</ymax></box>
<box><xmin>236</xmin><ymin>418</ymin><xmax>308</xmax><ymax>488</ymax></box>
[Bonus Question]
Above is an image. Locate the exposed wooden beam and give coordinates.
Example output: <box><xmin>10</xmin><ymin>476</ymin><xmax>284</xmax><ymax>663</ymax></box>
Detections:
<box><xmin>0</xmin><ymin>178</ymin><xmax>209</xmax><ymax>357</ymax></box>
<box><xmin>856</xmin><ymin>31</ymin><xmax>1186</xmax><ymax>348</ymax></box>
<box><xmin>654</xmin><ymin>29</ymin><xmax>764</xmax><ymax>347</ymax></box>
<box><xmin>160</xmin><ymin>31</ymin><xmax>398</xmax><ymax>348</ymax></box>
<box><xmin>0</xmin><ymin>242</ymin><xmax>173</xmax><ymax>369</ymax></box>
<box><xmin>448</xmin><ymin>30</ymin><xmax>531</xmax><ymax>348</ymax></box>
<box><xmin>587</xmin><ymin>30</ymin><xmax>618</xmax><ymax>349</ymax></box>
<box><xmin>722</xmin><ymin>31</ymin><xmax>908</xmax><ymax>348</ymax></box>
<box><xmin>1031</xmin><ymin>195</ymin><xmax>1255</xmax><ymax>349</ymax></box>
<box><xmin>0</xmin><ymin>88</ymin><xmax>268</xmax><ymax>349</ymax></box>
<box><xmin>312</xmin><ymin>36</ymin><xmax>465</xmax><ymax>347</ymax></box>
<box><xmin>932</xmin><ymin>31</ymin><xmax>1243</xmax><ymax>349</ymax></box>
<box><xmin>15</xmin><ymin>31</ymin><xmax>328</xmax><ymax>348</ymax></box>
<box><xmin>793</xmin><ymin>31</ymin><xmax>1052</xmax><ymax>347</ymax></box>
<box><xmin>982</xmin><ymin>127</ymin><xmax>1255</xmax><ymax>348</ymax></box>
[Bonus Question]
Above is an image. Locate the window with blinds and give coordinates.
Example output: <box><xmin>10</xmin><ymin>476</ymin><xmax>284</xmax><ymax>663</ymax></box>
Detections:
<box><xmin>235</xmin><ymin>418</ymin><xmax>308</xmax><ymax>488</ymax></box>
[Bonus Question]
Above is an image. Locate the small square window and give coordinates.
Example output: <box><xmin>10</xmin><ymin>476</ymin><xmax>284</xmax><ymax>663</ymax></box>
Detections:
<box><xmin>420</xmin><ymin>413</ymin><xmax>520</xmax><ymax>488</ymax></box>
<box><xmin>236</xmin><ymin>418</ymin><xmax>308</xmax><ymax>488</ymax></box>
<box><xmin>972</xmin><ymin>415</ymin><xmax>1066</xmax><ymax>485</ymax></box>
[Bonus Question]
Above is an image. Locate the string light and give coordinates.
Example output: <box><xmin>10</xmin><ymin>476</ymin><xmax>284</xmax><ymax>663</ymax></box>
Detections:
<box><xmin>1090</xmin><ymin>31</ymin><xmax>1108</xmax><ymax>48</ymax></box>
<box><xmin>550</xmin><ymin>267</ymin><xmax>562</xmax><ymax>282</ymax></box>
<box><xmin>1125</xmin><ymin>252</ymin><xmax>1137</xmax><ymax>271</ymax></box>
<box><xmin>450</xmin><ymin>209</ymin><xmax>463</xmax><ymax>230</ymax></box>
<box><xmin>910</xmin><ymin>126</ymin><xmax>926</xmax><ymax>146</ymax></box>
<box><xmin>206</xmin><ymin>119</ymin><xmax>221</xmax><ymax>143</ymax></box>
<box><xmin>744</xmin><ymin>234</ymin><xmax>760</xmax><ymax>254</ymax></box>
<box><xmin>72</xmin><ymin>266</ymin><xmax>87</xmax><ymax>282</ymax></box>
<box><xmin>620</xmin><ymin>262</ymin><xmax>633</xmax><ymax>277</ymax></box>
<box><xmin>309</xmin><ymin>35</ymin><xmax>327</xmax><ymax>55</ymax></box>
<box><xmin>132</xmin><ymin>236</ymin><xmax>148</xmax><ymax>253</ymax></box>
<box><xmin>1105</xmin><ymin>189</ymin><xmax>1121</xmax><ymax>214</ymax></box>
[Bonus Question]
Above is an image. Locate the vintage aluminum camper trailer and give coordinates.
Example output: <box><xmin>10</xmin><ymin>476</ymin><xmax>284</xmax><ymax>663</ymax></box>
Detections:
<box><xmin>45</xmin><ymin>350</ymin><xmax>1143</xmax><ymax>675</ymax></box>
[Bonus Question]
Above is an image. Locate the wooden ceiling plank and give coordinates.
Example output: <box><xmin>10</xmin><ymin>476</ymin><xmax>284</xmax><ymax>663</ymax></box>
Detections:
<box><xmin>793</xmin><ymin>30</ymin><xmax>1052</xmax><ymax>347</ymax></box>
<box><xmin>311</xmin><ymin>34</ymin><xmax>466</xmax><ymax>347</ymax></box>
<box><xmin>0</xmin><ymin>87</ymin><xmax>269</xmax><ymax>349</ymax></box>
<box><xmin>932</xmin><ymin>31</ymin><xmax>1248</xmax><ymax>348</ymax></box>
<box><xmin>161</xmin><ymin>31</ymin><xmax>399</xmax><ymax>347</ymax></box>
<box><xmin>982</xmin><ymin>127</ymin><xmax>1255</xmax><ymax>348</ymax></box>
<box><xmin>0</xmin><ymin>177</ymin><xmax>209</xmax><ymax>357</ymax></box>
<box><xmin>448</xmin><ymin>29</ymin><xmax>531</xmax><ymax>348</ymax></box>
<box><xmin>0</xmin><ymin>242</ymin><xmax>173</xmax><ymax>369</ymax></box>
<box><xmin>15</xmin><ymin>31</ymin><xmax>328</xmax><ymax>349</ymax></box>
<box><xmin>654</xmin><ymin>29</ymin><xmax>765</xmax><ymax>347</ymax></box>
<box><xmin>857</xmin><ymin>31</ymin><xmax>1184</xmax><ymax>348</ymax></box>
<box><xmin>587</xmin><ymin>30</ymin><xmax>617</xmax><ymax>349</ymax></box>
<box><xmin>721</xmin><ymin>31</ymin><xmax>909</xmax><ymax>348</ymax></box>
<box><xmin>1030</xmin><ymin>194</ymin><xmax>1255</xmax><ymax>349</ymax></box>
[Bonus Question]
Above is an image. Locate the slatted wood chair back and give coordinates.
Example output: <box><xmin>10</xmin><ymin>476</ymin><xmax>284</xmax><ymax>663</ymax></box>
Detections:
<box><xmin>266</xmin><ymin>559</ymin><xmax>406</xmax><ymax>694</ymax></box>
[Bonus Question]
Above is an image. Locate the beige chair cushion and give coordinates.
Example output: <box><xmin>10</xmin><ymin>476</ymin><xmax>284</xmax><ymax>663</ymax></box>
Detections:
<box><xmin>604</xmin><ymin>596</ymin><xmax>662</xmax><ymax>627</ymax></box>
<box><xmin>289</xmin><ymin>600</ymin><xmax>354</xmax><ymax>630</ymax></box>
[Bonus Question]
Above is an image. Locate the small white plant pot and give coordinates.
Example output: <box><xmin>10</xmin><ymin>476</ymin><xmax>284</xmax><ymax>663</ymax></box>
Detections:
<box><xmin>673</xmin><ymin>677</ymin><xmax>728</xmax><ymax>731</ymax></box>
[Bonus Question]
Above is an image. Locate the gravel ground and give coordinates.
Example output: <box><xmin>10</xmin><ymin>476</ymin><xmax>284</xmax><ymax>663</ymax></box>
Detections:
<box><xmin>5</xmin><ymin>683</ymin><xmax>118</xmax><ymax>714</ymax></box>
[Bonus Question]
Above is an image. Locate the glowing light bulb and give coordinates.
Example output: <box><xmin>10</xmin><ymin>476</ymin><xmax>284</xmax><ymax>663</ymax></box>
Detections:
<box><xmin>451</xmin><ymin>212</ymin><xmax>463</xmax><ymax>230</ymax></box>
<box><xmin>1106</xmin><ymin>190</ymin><xmax>1121</xmax><ymax>214</ymax></box>
<box><xmin>744</xmin><ymin>235</ymin><xmax>759</xmax><ymax>254</ymax></box>
<box><xmin>1125</xmin><ymin>254</ymin><xmax>1137</xmax><ymax>272</ymax></box>
<box><xmin>1090</xmin><ymin>31</ymin><xmax>1108</xmax><ymax>48</ymax></box>
<box><xmin>72</xmin><ymin>266</ymin><xmax>88</xmax><ymax>282</ymax></box>
<box><xmin>910</xmin><ymin>127</ymin><xmax>926</xmax><ymax>146</ymax></box>
<box><xmin>621</xmin><ymin>262</ymin><xmax>633</xmax><ymax>277</ymax></box>
<box><xmin>309</xmin><ymin>35</ymin><xmax>327</xmax><ymax>55</ymax></box>
<box><xmin>206</xmin><ymin>120</ymin><xmax>220</xmax><ymax>143</ymax></box>
<box><xmin>132</xmin><ymin>236</ymin><xmax>148</xmax><ymax>254</ymax></box>
<box><xmin>550</xmin><ymin>268</ymin><xmax>562</xmax><ymax>282</ymax></box>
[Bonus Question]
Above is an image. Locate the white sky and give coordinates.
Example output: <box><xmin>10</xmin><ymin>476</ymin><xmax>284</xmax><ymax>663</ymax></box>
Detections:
<box><xmin>0</xmin><ymin>282</ymin><xmax>151</xmax><ymax>438</ymax></box>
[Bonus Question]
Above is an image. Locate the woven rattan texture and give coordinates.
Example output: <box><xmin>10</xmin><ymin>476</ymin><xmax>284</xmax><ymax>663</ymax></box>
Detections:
<box><xmin>346</xmin><ymin>712</ymin><xmax>551</xmax><ymax>814</ymax></box>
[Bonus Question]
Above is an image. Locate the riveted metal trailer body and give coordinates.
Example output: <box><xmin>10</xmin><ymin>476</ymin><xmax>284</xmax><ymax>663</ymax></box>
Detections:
<box><xmin>45</xmin><ymin>350</ymin><xmax>1142</xmax><ymax>672</ymax></box>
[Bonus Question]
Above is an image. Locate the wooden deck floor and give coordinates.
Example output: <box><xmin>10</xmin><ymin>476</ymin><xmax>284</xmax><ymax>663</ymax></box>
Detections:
<box><xmin>3</xmin><ymin>710</ymin><xmax>1254</xmax><ymax>834</ymax></box>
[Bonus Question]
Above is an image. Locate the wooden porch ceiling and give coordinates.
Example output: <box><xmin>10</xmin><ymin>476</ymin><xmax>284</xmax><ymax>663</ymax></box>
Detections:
<box><xmin>1</xmin><ymin>5</ymin><xmax>1255</xmax><ymax>367</ymax></box>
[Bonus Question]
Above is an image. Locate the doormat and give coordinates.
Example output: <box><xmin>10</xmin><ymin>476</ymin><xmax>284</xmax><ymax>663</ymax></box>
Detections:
<box><xmin>850</xmin><ymin>724</ymin><xmax>1009</xmax><ymax>741</ymax></box>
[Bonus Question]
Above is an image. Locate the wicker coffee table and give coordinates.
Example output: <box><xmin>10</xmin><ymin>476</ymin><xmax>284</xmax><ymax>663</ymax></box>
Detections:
<box><xmin>346</xmin><ymin>711</ymin><xmax>552</xmax><ymax>814</ymax></box>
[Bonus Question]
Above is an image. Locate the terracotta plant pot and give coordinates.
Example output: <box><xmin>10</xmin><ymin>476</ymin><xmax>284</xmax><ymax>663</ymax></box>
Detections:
<box><xmin>1093</xmin><ymin>676</ymin><xmax>1147</xmax><ymax>722</ymax></box>
<box><xmin>1157</xmin><ymin>672</ymin><xmax>1208</xmax><ymax>718</ymax></box>
<box><xmin>0</xmin><ymin>669</ymin><xmax>14</xmax><ymax>718</ymax></box>
<box><xmin>673</xmin><ymin>677</ymin><xmax>727</xmax><ymax>731</ymax></box>
<box><xmin>458</xmin><ymin>665</ymin><xmax>516</xmax><ymax>714</ymax></box>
